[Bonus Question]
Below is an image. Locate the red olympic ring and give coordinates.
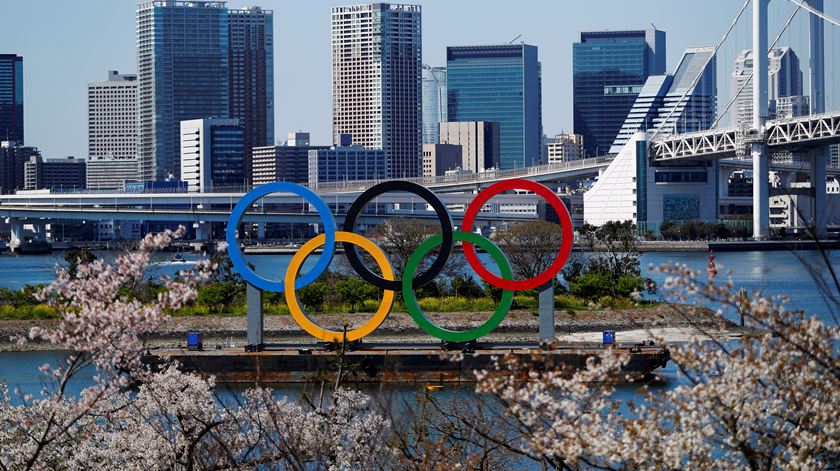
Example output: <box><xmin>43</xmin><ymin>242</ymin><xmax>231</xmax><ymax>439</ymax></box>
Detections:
<box><xmin>461</xmin><ymin>179</ymin><xmax>574</xmax><ymax>291</ymax></box>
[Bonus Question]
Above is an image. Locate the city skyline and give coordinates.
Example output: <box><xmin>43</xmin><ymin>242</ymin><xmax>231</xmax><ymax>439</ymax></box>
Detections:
<box><xmin>2</xmin><ymin>0</ymin><xmax>840</xmax><ymax>158</ymax></box>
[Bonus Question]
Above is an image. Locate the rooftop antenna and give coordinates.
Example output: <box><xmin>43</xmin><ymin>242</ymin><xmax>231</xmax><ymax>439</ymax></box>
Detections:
<box><xmin>508</xmin><ymin>34</ymin><xmax>522</xmax><ymax>44</ymax></box>
<box><xmin>650</xmin><ymin>23</ymin><xmax>657</xmax><ymax>30</ymax></box>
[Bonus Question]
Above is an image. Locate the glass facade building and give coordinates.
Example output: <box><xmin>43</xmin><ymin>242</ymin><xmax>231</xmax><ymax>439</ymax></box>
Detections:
<box><xmin>308</xmin><ymin>146</ymin><xmax>389</xmax><ymax>186</ymax></box>
<box><xmin>137</xmin><ymin>1</ymin><xmax>230</xmax><ymax>182</ymax></box>
<box><xmin>228</xmin><ymin>7</ymin><xmax>274</xmax><ymax>183</ymax></box>
<box><xmin>422</xmin><ymin>65</ymin><xmax>446</xmax><ymax>144</ymax></box>
<box><xmin>573</xmin><ymin>30</ymin><xmax>666</xmax><ymax>157</ymax></box>
<box><xmin>447</xmin><ymin>44</ymin><xmax>542</xmax><ymax>169</ymax></box>
<box><xmin>0</xmin><ymin>54</ymin><xmax>24</xmax><ymax>144</ymax></box>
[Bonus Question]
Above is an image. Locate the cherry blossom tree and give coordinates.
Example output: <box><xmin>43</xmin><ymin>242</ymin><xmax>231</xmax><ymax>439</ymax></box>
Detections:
<box><xmin>0</xmin><ymin>228</ymin><xmax>393</xmax><ymax>470</ymax></box>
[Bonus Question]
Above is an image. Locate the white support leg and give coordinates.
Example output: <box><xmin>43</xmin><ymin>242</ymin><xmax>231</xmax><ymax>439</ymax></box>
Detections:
<box><xmin>752</xmin><ymin>144</ymin><xmax>770</xmax><ymax>239</ymax></box>
<box><xmin>811</xmin><ymin>148</ymin><xmax>827</xmax><ymax>238</ymax></box>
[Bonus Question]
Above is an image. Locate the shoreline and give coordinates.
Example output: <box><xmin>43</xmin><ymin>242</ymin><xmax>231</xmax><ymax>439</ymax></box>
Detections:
<box><xmin>0</xmin><ymin>304</ymin><xmax>744</xmax><ymax>352</ymax></box>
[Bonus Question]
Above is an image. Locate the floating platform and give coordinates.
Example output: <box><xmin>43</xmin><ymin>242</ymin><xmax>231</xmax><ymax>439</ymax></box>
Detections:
<box><xmin>142</xmin><ymin>343</ymin><xmax>671</xmax><ymax>384</ymax></box>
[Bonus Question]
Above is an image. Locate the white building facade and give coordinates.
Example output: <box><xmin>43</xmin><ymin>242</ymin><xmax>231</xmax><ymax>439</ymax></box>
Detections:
<box><xmin>87</xmin><ymin>70</ymin><xmax>138</xmax><ymax>160</ymax></box>
<box><xmin>180</xmin><ymin>118</ymin><xmax>244</xmax><ymax>193</ymax></box>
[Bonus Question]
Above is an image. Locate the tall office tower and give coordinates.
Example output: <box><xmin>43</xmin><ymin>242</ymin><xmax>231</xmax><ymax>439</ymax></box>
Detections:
<box><xmin>0</xmin><ymin>141</ymin><xmax>38</xmax><ymax>193</ymax></box>
<box><xmin>573</xmin><ymin>30</ymin><xmax>666</xmax><ymax>157</ymax></box>
<box><xmin>23</xmin><ymin>156</ymin><xmax>86</xmax><ymax>191</ymax></box>
<box><xmin>0</xmin><ymin>55</ymin><xmax>24</xmax><ymax>144</ymax></box>
<box><xmin>732</xmin><ymin>47</ymin><xmax>803</xmax><ymax>125</ymax></box>
<box><xmin>331</xmin><ymin>3</ymin><xmax>422</xmax><ymax>178</ymax></box>
<box><xmin>547</xmin><ymin>134</ymin><xmax>584</xmax><ymax>164</ymax></box>
<box><xmin>447</xmin><ymin>44</ymin><xmax>542</xmax><ymax>169</ymax></box>
<box><xmin>180</xmin><ymin>118</ymin><xmax>244</xmax><ymax>192</ymax></box>
<box><xmin>422</xmin><ymin>65</ymin><xmax>447</xmax><ymax>144</ymax></box>
<box><xmin>137</xmin><ymin>1</ymin><xmax>230</xmax><ymax>182</ymax></box>
<box><xmin>611</xmin><ymin>47</ymin><xmax>717</xmax><ymax>152</ymax></box>
<box><xmin>439</xmin><ymin>121</ymin><xmax>500</xmax><ymax>172</ymax></box>
<box><xmin>228</xmin><ymin>6</ymin><xmax>274</xmax><ymax>184</ymax></box>
<box><xmin>88</xmin><ymin>71</ymin><xmax>138</xmax><ymax>159</ymax></box>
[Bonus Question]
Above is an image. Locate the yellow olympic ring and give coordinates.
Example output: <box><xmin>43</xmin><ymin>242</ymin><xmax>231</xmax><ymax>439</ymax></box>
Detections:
<box><xmin>284</xmin><ymin>231</ymin><xmax>395</xmax><ymax>342</ymax></box>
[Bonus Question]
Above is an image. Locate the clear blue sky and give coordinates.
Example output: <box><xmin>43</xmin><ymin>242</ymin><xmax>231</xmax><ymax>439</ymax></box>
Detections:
<box><xmin>1</xmin><ymin>0</ymin><xmax>839</xmax><ymax>157</ymax></box>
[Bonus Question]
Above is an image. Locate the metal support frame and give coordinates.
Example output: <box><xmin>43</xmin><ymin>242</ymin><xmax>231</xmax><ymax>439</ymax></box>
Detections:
<box><xmin>538</xmin><ymin>279</ymin><xmax>555</xmax><ymax>345</ymax></box>
<box><xmin>246</xmin><ymin>284</ymin><xmax>264</xmax><ymax>351</ymax></box>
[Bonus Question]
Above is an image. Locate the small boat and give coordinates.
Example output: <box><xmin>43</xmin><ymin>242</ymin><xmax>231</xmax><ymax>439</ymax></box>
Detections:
<box><xmin>172</xmin><ymin>252</ymin><xmax>186</xmax><ymax>263</ymax></box>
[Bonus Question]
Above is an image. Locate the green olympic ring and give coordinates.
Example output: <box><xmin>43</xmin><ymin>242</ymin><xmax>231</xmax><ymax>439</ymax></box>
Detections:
<box><xmin>402</xmin><ymin>230</ymin><xmax>514</xmax><ymax>343</ymax></box>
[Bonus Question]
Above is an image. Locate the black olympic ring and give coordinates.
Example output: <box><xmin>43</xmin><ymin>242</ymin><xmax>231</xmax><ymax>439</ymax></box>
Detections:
<box><xmin>342</xmin><ymin>180</ymin><xmax>454</xmax><ymax>291</ymax></box>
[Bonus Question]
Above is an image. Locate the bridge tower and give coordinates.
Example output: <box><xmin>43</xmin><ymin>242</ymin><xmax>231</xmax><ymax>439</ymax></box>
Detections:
<box><xmin>752</xmin><ymin>0</ymin><xmax>771</xmax><ymax>239</ymax></box>
<box><xmin>807</xmin><ymin>0</ymin><xmax>828</xmax><ymax>238</ymax></box>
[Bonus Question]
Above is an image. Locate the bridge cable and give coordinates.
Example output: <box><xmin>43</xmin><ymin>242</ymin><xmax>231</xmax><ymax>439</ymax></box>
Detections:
<box><xmin>650</xmin><ymin>0</ymin><xmax>752</xmax><ymax>142</ymax></box>
<box><xmin>785</xmin><ymin>0</ymin><xmax>840</xmax><ymax>29</ymax></box>
<box><xmin>710</xmin><ymin>3</ymin><xmax>802</xmax><ymax>130</ymax></box>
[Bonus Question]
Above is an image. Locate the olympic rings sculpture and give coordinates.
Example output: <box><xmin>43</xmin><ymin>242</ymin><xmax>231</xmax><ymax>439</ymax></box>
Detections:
<box><xmin>225</xmin><ymin>179</ymin><xmax>574</xmax><ymax>343</ymax></box>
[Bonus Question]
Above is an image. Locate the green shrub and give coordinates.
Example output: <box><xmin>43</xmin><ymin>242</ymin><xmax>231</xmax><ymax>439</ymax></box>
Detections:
<box><xmin>197</xmin><ymin>281</ymin><xmax>242</xmax><ymax>309</ymax></box>
<box><xmin>416</xmin><ymin>296</ymin><xmax>495</xmax><ymax>312</ymax></box>
<box><xmin>358</xmin><ymin>299</ymin><xmax>380</xmax><ymax>313</ymax></box>
<box><xmin>554</xmin><ymin>294</ymin><xmax>587</xmax><ymax>310</ymax></box>
<box><xmin>335</xmin><ymin>278</ymin><xmax>378</xmax><ymax>312</ymax></box>
<box><xmin>568</xmin><ymin>273</ymin><xmax>613</xmax><ymax>300</ymax></box>
<box><xmin>265</xmin><ymin>302</ymin><xmax>291</xmax><ymax>316</ymax></box>
<box><xmin>0</xmin><ymin>303</ymin><xmax>59</xmax><ymax>319</ymax></box>
<box><xmin>297</xmin><ymin>281</ymin><xmax>329</xmax><ymax>311</ymax></box>
<box><xmin>450</xmin><ymin>276</ymin><xmax>484</xmax><ymax>299</ymax></box>
<box><xmin>615</xmin><ymin>275</ymin><xmax>644</xmax><ymax>297</ymax></box>
<box><xmin>512</xmin><ymin>295</ymin><xmax>538</xmax><ymax>310</ymax></box>
<box><xmin>598</xmin><ymin>295</ymin><xmax>614</xmax><ymax>308</ymax></box>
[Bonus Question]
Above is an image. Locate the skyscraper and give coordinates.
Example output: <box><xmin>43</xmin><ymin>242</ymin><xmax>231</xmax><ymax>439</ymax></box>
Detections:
<box><xmin>573</xmin><ymin>29</ymin><xmax>666</xmax><ymax>157</ymax></box>
<box><xmin>137</xmin><ymin>1</ymin><xmax>230</xmax><ymax>182</ymax></box>
<box><xmin>422</xmin><ymin>65</ymin><xmax>447</xmax><ymax>144</ymax></box>
<box><xmin>88</xmin><ymin>71</ymin><xmax>138</xmax><ymax>159</ymax></box>
<box><xmin>732</xmin><ymin>47</ymin><xmax>804</xmax><ymax>125</ymax></box>
<box><xmin>447</xmin><ymin>44</ymin><xmax>542</xmax><ymax>169</ymax></box>
<box><xmin>331</xmin><ymin>3</ymin><xmax>422</xmax><ymax>178</ymax></box>
<box><xmin>228</xmin><ymin>6</ymin><xmax>274</xmax><ymax>184</ymax></box>
<box><xmin>0</xmin><ymin>54</ymin><xmax>24</xmax><ymax>144</ymax></box>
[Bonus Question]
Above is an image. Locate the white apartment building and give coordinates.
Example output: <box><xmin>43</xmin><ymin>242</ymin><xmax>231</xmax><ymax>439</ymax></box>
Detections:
<box><xmin>87</xmin><ymin>71</ymin><xmax>138</xmax><ymax>159</ymax></box>
<box><xmin>86</xmin><ymin>156</ymin><xmax>140</xmax><ymax>191</ymax></box>
<box><xmin>547</xmin><ymin>134</ymin><xmax>583</xmax><ymax>164</ymax></box>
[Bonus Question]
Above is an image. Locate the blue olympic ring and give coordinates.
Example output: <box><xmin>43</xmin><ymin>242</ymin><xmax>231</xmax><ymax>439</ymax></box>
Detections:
<box><xmin>225</xmin><ymin>182</ymin><xmax>336</xmax><ymax>292</ymax></box>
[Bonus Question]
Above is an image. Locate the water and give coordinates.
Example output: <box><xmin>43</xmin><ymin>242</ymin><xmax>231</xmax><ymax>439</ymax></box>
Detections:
<box><xmin>3</xmin><ymin>249</ymin><xmax>836</xmax><ymax>322</ymax></box>
<box><xmin>0</xmin><ymin>249</ymin><xmax>836</xmax><ymax>406</ymax></box>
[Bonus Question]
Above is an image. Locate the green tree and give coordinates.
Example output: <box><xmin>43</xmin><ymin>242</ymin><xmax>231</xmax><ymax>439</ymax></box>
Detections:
<box><xmin>297</xmin><ymin>281</ymin><xmax>329</xmax><ymax>311</ymax></box>
<box><xmin>492</xmin><ymin>220</ymin><xmax>567</xmax><ymax>281</ymax></box>
<box><xmin>335</xmin><ymin>277</ymin><xmax>378</xmax><ymax>313</ymax></box>
<box><xmin>197</xmin><ymin>281</ymin><xmax>243</xmax><ymax>311</ymax></box>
